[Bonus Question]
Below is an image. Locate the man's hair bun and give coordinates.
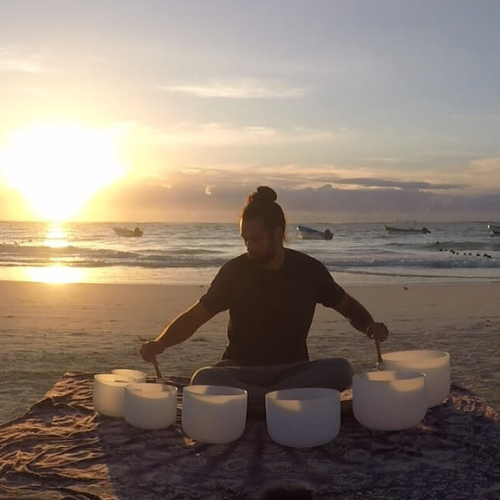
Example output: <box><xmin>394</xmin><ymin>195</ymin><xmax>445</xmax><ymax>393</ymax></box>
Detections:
<box><xmin>248</xmin><ymin>186</ymin><xmax>277</xmax><ymax>204</ymax></box>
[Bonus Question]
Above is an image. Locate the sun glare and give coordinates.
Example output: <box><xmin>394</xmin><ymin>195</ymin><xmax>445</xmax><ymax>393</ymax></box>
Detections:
<box><xmin>0</xmin><ymin>122</ymin><xmax>125</xmax><ymax>221</ymax></box>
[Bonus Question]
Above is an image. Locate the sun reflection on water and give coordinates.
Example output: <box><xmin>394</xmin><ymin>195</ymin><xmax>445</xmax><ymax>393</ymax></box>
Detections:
<box><xmin>19</xmin><ymin>223</ymin><xmax>86</xmax><ymax>283</ymax></box>
<box><xmin>43</xmin><ymin>222</ymin><xmax>69</xmax><ymax>248</ymax></box>
<box><xmin>23</xmin><ymin>265</ymin><xmax>87</xmax><ymax>284</ymax></box>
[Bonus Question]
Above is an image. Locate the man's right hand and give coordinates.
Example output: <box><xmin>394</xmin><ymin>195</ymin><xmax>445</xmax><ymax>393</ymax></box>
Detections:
<box><xmin>140</xmin><ymin>340</ymin><xmax>164</xmax><ymax>363</ymax></box>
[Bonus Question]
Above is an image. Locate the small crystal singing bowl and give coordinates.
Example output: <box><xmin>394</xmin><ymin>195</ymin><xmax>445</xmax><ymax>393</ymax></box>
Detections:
<box><xmin>123</xmin><ymin>383</ymin><xmax>178</xmax><ymax>430</ymax></box>
<box><xmin>181</xmin><ymin>385</ymin><xmax>248</xmax><ymax>444</ymax></box>
<box><xmin>111</xmin><ymin>369</ymin><xmax>147</xmax><ymax>383</ymax></box>
<box><xmin>352</xmin><ymin>370</ymin><xmax>427</xmax><ymax>431</ymax></box>
<box><xmin>266</xmin><ymin>387</ymin><xmax>341</xmax><ymax>448</ymax></box>
<box><xmin>93</xmin><ymin>373</ymin><xmax>136</xmax><ymax>418</ymax></box>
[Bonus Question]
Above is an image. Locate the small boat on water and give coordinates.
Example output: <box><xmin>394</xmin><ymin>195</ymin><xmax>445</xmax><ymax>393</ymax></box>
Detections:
<box><xmin>384</xmin><ymin>224</ymin><xmax>431</xmax><ymax>235</ymax></box>
<box><xmin>487</xmin><ymin>223</ymin><xmax>500</xmax><ymax>236</ymax></box>
<box><xmin>297</xmin><ymin>225</ymin><xmax>333</xmax><ymax>240</ymax></box>
<box><xmin>113</xmin><ymin>226</ymin><xmax>143</xmax><ymax>237</ymax></box>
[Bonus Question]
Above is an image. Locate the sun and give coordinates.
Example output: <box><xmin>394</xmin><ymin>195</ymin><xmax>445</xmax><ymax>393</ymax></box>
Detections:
<box><xmin>0</xmin><ymin>122</ymin><xmax>125</xmax><ymax>221</ymax></box>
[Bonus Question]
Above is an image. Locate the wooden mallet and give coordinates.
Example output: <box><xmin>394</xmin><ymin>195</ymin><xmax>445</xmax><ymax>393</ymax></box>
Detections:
<box><xmin>152</xmin><ymin>357</ymin><xmax>164</xmax><ymax>384</ymax></box>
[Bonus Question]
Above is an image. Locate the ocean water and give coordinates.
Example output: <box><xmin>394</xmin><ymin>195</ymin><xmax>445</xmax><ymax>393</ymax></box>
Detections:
<box><xmin>0</xmin><ymin>220</ymin><xmax>499</xmax><ymax>285</ymax></box>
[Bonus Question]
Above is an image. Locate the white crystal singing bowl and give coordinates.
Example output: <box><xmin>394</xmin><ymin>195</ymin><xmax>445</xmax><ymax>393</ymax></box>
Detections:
<box><xmin>379</xmin><ymin>350</ymin><xmax>450</xmax><ymax>407</ymax></box>
<box><xmin>93</xmin><ymin>373</ymin><xmax>136</xmax><ymax>418</ymax></box>
<box><xmin>352</xmin><ymin>370</ymin><xmax>427</xmax><ymax>431</ymax></box>
<box><xmin>111</xmin><ymin>369</ymin><xmax>147</xmax><ymax>383</ymax></box>
<box><xmin>181</xmin><ymin>385</ymin><xmax>248</xmax><ymax>444</ymax></box>
<box><xmin>123</xmin><ymin>383</ymin><xmax>178</xmax><ymax>430</ymax></box>
<box><xmin>265</xmin><ymin>388</ymin><xmax>341</xmax><ymax>448</ymax></box>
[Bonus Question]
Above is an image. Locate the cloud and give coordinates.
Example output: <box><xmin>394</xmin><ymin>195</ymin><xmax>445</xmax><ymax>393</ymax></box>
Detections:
<box><xmin>87</xmin><ymin>171</ymin><xmax>500</xmax><ymax>223</ymax></box>
<box><xmin>157</xmin><ymin>79</ymin><xmax>306</xmax><ymax>99</ymax></box>
<box><xmin>457</xmin><ymin>157</ymin><xmax>500</xmax><ymax>193</ymax></box>
<box><xmin>116</xmin><ymin>124</ymin><xmax>500</xmax><ymax>199</ymax></box>
<box><xmin>358</xmin><ymin>157</ymin><xmax>403</xmax><ymax>164</ymax></box>
<box><xmin>467</xmin><ymin>157</ymin><xmax>500</xmax><ymax>175</ymax></box>
<box><xmin>123</xmin><ymin>121</ymin><xmax>337</xmax><ymax>147</ymax></box>
<box><xmin>0</xmin><ymin>47</ymin><xmax>42</xmax><ymax>73</ymax></box>
<box><xmin>197</xmin><ymin>163</ymin><xmax>463</xmax><ymax>192</ymax></box>
<box><xmin>315</xmin><ymin>177</ymin><xmax>464</xmax><ymax>191</ymax></box>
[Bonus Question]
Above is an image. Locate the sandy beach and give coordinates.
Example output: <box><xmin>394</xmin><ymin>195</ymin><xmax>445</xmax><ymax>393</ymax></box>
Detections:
<box><xmin>1</xmin><ymin>280</ymin><xmax>499</xmax><ymax>426</ymax></box>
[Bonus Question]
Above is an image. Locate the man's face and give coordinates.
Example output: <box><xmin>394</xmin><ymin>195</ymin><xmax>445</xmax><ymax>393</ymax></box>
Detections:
<box><xmin>240</xmin><ymin>218</ymin><xmax>280</xmax><ymax>264</ymax></box>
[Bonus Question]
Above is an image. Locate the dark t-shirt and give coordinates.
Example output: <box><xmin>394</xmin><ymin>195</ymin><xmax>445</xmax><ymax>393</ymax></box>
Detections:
<box><xmin>199</xmin><ymin>248</ymin><xmax>345</xmax><ymax>366</ymax></box>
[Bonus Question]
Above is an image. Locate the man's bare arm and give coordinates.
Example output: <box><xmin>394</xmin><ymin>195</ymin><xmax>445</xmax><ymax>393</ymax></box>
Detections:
<box><xmin>333</xmin><ymin>292</ymin><xmax>389</xmax><ymax>342</ymax></box>
<box><xmin>140</xmin><ymin>301</ymin><xmax>216</xmax><ymax>362</ymax></box>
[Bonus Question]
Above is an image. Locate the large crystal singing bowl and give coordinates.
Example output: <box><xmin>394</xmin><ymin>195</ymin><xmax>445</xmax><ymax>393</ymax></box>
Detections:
<box><xmin>111</xmin><ymin>369</ymin><xmax>147</xmax><ymax>383</ymax></box>
<box><xmin>379</xmin><ymin>350</ymin><xmax>450</xmax><ymax>407</ymax></box>
<box><xmin>352</xmin><ymin>370</ymin><xmax>427</xmax><ymax>431</ymax></box>
<box><xmin>265</xmin><ymin>388</ymin><xmax>341</xmax><ymax>448</ymax></box>
<box><xmin>181</xmin><ymin>385</ymin><xmax>248</xmax><ymax>444</ymax></box>
<box><xmin>93</xmin><ymin>373</ymin><xmax>136</xmax><ymax>418</ymax></box>
<box><xmin>123</xmin><ymin>383</ymin><xmax>178</xmax><ymax>430</ymax></box>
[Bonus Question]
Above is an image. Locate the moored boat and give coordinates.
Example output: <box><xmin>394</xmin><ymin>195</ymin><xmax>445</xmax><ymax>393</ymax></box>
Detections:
<box><xmin>384</xmin><ymin>224</ymin><xmax>431</xmax><ymax>235</ymax></box>
<box><xmin>113</xmin><ymin>226</ymin><xmax>144</xmax><ymax>237</ymax></box>
<box><xmin>487</xmin><ymin>223</ymin><xmax>500</xmax><ymax>235</ymax></box>
<box><xmin>297</xmin><ymin>225</ymin><xmax>333</xmax><ymax>240</ymax></box>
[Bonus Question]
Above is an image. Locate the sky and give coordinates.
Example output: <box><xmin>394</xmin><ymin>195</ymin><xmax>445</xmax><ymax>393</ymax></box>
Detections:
<box><xmin>0</xmin><ymin>0</ymin><xmax>500</xmax><ymax>223</ymax></box>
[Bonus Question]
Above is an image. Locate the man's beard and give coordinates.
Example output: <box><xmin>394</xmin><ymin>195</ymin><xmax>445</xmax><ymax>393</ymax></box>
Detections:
<box><xmin>248</xmin><ymin>246</ymin><xmax>277</xmax><ymax>265</ymax></box>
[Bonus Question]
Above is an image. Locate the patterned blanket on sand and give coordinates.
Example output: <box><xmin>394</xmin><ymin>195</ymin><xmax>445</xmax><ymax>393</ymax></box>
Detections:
<box><xmin>0</xmin><ymin>372</ymin><xmax>499</xmax><ymax>500</ymax></box>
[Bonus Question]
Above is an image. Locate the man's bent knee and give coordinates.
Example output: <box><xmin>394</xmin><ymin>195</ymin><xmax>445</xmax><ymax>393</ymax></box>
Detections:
<box><xmin>313</xmin><ymin>357</ymin><xmax>354</xmax><ymax>391</ymax></box>
<box><xmin>191</xmin><ymin>366</ymin><xmax>216</xmax><ymax>385</ymax></box>
<box><xmin>190</xmin><ymin>365</ymin><xmax>237</xmax><ymax>387</ymax></box>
